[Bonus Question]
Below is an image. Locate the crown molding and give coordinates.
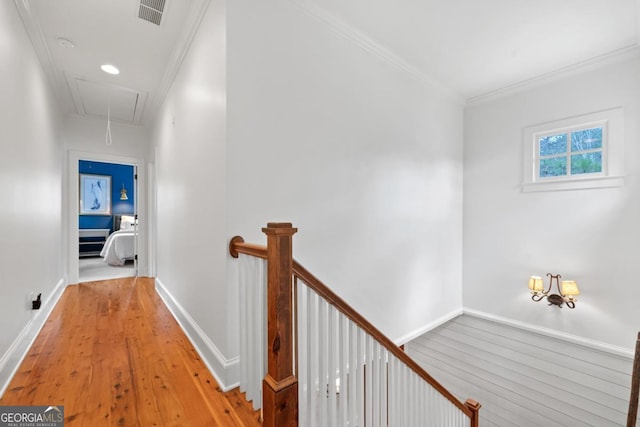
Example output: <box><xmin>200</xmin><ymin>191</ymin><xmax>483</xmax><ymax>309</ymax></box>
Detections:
<box><xmin>284</xmin><ymin>0</ymin><xmax>464</xmax><ymax>105</ymax></box>
<box><xmin>141</xmin><ymin>0</ymin><xmax>212</xmax><ymax>125</ymax></box>
<box><xmin>13</xmin><ymin>0</ymin><xmax>74</xmax><ymax>113</ymax></box>
<box><xmin>466</xmin><ymin>44</ymin><xmax>640</xmax><ymax>107</ymax></box>
<box><xmin>286</xmin><ymin>0</ymin><xmax>640</xmax><ymax>108</ymax></box>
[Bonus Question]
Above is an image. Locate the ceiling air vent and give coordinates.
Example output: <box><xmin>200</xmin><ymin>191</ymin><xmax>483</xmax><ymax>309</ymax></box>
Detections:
<box><xmin>138</xmin><ymin>0</ymin><xmax>165</xmax><ymax>26</ymax></box>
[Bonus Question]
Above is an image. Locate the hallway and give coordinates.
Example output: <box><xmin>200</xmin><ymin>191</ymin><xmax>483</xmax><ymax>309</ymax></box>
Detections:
<box><xmin>0</xmin><ymin>278</ymin><xmax>260</xmax><ymax>426</ymax></box>
<box><xmin>78</xmin><ymin>257</ymin><xmax>136</xmax><ymax>283</ymax></box>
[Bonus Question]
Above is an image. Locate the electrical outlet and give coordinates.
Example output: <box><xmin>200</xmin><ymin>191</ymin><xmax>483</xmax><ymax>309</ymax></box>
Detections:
<box><xmin>31</xmin><ymin>293</ymin><xmax>42</xmax><ymax>310</ymax></box>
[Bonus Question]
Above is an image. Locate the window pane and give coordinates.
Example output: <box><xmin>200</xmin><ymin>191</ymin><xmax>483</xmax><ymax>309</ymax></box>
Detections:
<box><xmin>571</xmin><ymin>152</ymin><xmax>602</xmax><ymax>175</ymax></box>
<box><xmin>539</xmin><ymin>157</ymin><xmax>567</xmax><ymax>177</ymax></box>
<box><xmin>539</xmin><ymin>134</ymin><xmax>567</xmax><ymax>156</ymax></box>
<box><xmin>571</xmin><ymin>127</ymin><xmax>602</xmax><ymax>152</ymax></box>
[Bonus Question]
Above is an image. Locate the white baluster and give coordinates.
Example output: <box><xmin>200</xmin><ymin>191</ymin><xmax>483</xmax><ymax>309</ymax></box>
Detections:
<box><xmin>389</xmin><ymin>356</ymin><xmax>398</xmax><ymax>426</ymax></box>
<box><xmin>258</xmin><ymin>258</ymin><xmax>267</xmax><ymax>408</ymax></box>
<box><xmin>318</xmin><ymin>298</ymin><xmax>328</xmax><ymax>426</ymax></box>
<box><xmin>371</xmin><ymin>341</ymin><xmax>380</xmax><ymax>427</ymax></box>
<box><xmin>327</xmin><ymin>305</ymin><xmax>337</xmax><ymax>426</ymax></box>
<box><xmin>237</xmin><ymin>255</ymin><xmax>266</xmax><ymax>410</ymax></box>
<box><xmin>338</xmin><ymin>313</ymin><xmax>348</xmax><ymax>426</ymax></box>
<box><xmin>349</xmin><ymin>321</ymin><xmax>358</xmax><ymax>425</ymax></box>
<box><xmin>297</xmin><ymin>283</ymin><xmax>308</xmax><ymax>425</ymax></box>
<box><xmin>366</xmin><ymin>337</ymin><xmax>373</xmax><ymax>427</ymax></box>
<box><xmin>379</xmin><ymin>346</ymin><xmax>387</xmax><ymax>427</ymax></box>
<box><xmin>291</xmin><ymin>282</ymin><xmax>471</xmax><ymax>426</ymax></box>
<box><xmin>308</xmin><ymin>288</ymin><xmax>319</xmax><ymax>427</ymax></box>
<box><xmin>356</xmin><ymin>327</ymin><xmax>365</xmax><ymax>426</ymax></box>
<box><xmin>248</xmin><ymin>256</ymin><xmax>257</xmax><ymax>405</ymax></box>
<box><xmin>238</xmin><ymin>255</ymin><xmax>247</xmax><ymax>394</ymax></box>
<box><xmin>402</xmin><ymin>363</ymin><xmax>408</xmax><ymax>426</ymax></box>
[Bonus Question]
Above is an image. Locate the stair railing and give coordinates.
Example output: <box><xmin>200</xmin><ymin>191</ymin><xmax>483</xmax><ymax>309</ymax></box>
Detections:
<box><xmin>628</xmin><ymin>332</ymin><xmax>640</xmax><ymax>427</ymax></box>
<box><xmin>230</xmin><ymin>222</ymin><xmax>481</xmax><ymax>426</ymax></box>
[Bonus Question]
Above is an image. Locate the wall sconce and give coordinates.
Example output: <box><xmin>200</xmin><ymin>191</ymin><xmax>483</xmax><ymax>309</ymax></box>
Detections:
<box><xmin>120</xmin><ymin>184</ymin><xmax>128</xmax><ymax>200</ymax></box>
<box><xmin>528</xmin><ymin>273</ymin><xmax>579</xmax><ymax>309</ymax></box>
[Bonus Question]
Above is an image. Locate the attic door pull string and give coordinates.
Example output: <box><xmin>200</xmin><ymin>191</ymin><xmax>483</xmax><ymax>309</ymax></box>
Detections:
<box><xmin>105</xmin><ymin>101</ymin><xmax>113</xmax><ymax>145</ymax></box>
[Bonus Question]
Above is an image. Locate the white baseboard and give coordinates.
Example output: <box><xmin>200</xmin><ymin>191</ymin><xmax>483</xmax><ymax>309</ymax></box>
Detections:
<box><xmin>0</xmin><ymin>278</ymin><xmax>67</xmax><ymax>396</ymax></box>
<box><xmin>154</xmin><ymin>278</ymin><xmax>239</xmax><ymax>391</ymax></box>
<box><xmin>462</xmin><ymin>308</ymin><xmax>634</xmax><ymax>359</ymax></box>
<box><xmin>394</xmin><ymin>308</ymin><xmax>463</xmax><ymax>346</ymax></box>
<box><xmin>396</xmin><ymin>307</ymin><xmax>634</xmax><ymax>359</ymax></box>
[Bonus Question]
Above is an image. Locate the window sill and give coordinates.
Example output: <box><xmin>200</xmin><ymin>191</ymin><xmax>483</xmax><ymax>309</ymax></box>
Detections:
<box><xmin>522</xmin><ymin>175</ymin><xmax>625</xmax><ymax>192</ymax></box>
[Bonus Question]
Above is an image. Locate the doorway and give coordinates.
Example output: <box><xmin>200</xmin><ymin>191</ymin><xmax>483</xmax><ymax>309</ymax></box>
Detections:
<box><xmin>78</xmin><ymin>159</ymin><xmax>137</xmax><ymax>282</ymax></box>
<box><xmin>67</xmin><ymin>151</ymin><xmax>147</xmax><ymax>285</ymax></box>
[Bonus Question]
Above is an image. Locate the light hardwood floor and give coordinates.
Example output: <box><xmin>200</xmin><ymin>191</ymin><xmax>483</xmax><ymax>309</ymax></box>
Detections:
<box><xmin>0</xmin><ymin>277</ymin><xmax>261</xmax><ymax>426</ymax></box>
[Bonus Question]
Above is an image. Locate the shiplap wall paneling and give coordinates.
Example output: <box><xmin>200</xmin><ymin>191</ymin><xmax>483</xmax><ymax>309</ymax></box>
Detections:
<box><xmin>407</xmin><ymin>315</ymin><xmax>635</xmax><ymax>427</ymax></box>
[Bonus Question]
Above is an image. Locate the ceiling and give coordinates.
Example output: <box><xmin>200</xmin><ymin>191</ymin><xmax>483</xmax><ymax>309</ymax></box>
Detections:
<box><xmin>310</xmin><ymin>0</ymin><xmax>639</xmax><ymax>101</ymax></box>
<box><xmin>15</xmin><ymin>0</ymin><xmax>209</xmax><ymax>125</ymax></box>
<box><xmin>15</xmin><ymin>0</ymin><xmax>640</xmax><ymax>126</ymax></box>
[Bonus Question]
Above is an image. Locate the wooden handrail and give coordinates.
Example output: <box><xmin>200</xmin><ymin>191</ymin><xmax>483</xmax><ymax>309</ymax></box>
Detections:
<box><xmin>229</xmin><ymin>236</ymin><xmax>268</xmax><ymax>260</ymax></box>
<box><xmin>292</xmin><ymin>259</ymin><xmax>475</xmax><ymax>417</ymax></box>
<box><xmin>230</xmin><ymin>234</ymin><xmax>480</xmax><ymax>420</ymax></box>
<box><xmin>628</xmin><ymin>332</ymin><xmax>640</xmax><ymax>427</ymax></box>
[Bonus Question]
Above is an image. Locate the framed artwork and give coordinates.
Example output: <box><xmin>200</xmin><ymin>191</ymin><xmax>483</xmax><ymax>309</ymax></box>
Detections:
<box><xmin>79</xmin><ymin>174</ymin><xmax>111</xmax><ymax>215</ymax></box>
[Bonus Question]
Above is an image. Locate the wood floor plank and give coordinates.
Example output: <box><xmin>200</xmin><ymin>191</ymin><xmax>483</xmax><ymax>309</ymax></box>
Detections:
<box><xmin>223</xmin><ymin>388</ymin><xmax>262</xmax><ymax>426</ymax></box>
<box><xmin>0</xmin><ymin>277</ymin><xmax>261</xmax><ymax>426</ymax></box>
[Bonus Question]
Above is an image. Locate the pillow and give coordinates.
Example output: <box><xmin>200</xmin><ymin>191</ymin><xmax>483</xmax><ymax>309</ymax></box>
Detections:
<box><xmin>120</xmin><ymin>215</ymin><xmax>136</xmax><ymax>230</ymax></box>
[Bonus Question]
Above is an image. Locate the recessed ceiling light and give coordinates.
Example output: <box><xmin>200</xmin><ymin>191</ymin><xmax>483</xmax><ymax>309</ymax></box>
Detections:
<box><xmin>56</xmin><ymin>37</ymin><xmax>75</xmax><ymax>48</ymax></box>
<box><xmin>101</xmin><ymin>64</ymin><xmax>120</xmax><ymax>75</ymax></box>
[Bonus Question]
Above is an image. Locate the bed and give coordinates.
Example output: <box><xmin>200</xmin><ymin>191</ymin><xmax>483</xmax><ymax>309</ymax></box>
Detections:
<box><xmin>100</xmin><ymin>215</ymin><xmax>136</xmax><ymax>266</ymax></box>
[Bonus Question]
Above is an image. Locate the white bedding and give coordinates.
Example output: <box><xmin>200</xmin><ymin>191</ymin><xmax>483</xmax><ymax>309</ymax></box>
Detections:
<box><xmin>100</xmin><ymin>230</ymin><xmax>136</xmax><ymax>266</ymax></box>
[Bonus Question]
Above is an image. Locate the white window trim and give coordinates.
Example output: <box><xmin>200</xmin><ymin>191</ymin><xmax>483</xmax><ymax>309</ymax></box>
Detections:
<box><xmin>522</xmin><ymin>108</ymin><xmax>624</xmax><ymax>192</ymax></box>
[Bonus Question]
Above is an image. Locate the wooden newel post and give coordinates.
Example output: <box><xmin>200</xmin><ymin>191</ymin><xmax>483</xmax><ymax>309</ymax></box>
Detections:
<box><xmin>465</xmin><ymin>398</ymin><xmax>481</xmax><ymax>427</ymax></box>
<box><xmin>262</xmin><ymin>223</ymin><xmax>298</xmax><ymax>426</ymax></box>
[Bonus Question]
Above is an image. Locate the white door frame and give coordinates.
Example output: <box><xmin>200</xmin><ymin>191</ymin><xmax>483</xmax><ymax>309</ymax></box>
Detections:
<box><xmin>67</xmin><ymin>150</ymin><xmax>148</xmax><ymax>284</ymax></box>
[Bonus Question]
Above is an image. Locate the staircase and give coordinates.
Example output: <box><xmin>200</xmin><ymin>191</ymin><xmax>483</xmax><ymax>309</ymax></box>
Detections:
<box><xmin>230</xmin><ymin>223</ymin><xmax>480</xmax><ymax>426</ymax></box>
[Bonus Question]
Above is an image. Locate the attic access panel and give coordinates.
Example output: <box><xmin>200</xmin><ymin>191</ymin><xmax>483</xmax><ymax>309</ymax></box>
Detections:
<box><xmin>70</xmin><ymin>78</ymin><xmax>147</xmax><ymax>125</ymax></box>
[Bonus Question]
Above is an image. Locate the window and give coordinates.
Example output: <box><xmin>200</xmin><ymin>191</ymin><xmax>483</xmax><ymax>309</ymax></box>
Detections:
<box><xmin>538</xmin><ymin>126</ymin><xmax>603</xmax><ymax>178</ymax></box>
<box><xmin>523</xmin><ymin>108</ymin><xmax>624</xmax><ymax>192</ymax></box>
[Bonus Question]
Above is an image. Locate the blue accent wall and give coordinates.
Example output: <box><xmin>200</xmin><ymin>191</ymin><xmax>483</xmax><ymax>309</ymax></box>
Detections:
<box><xmin>79</xmin><ymin>160</ymin><xmax>134</xmax><ymax>231</ymax></box>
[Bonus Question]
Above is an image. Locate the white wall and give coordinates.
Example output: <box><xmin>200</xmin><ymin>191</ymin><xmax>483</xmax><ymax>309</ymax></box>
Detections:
<box><xmin>63</xmin><ymin>114</ymin><xmax>149</xmax><ymax>159</ymax></box>
<box><xmin>61</xmin><ymin>114</ymin><xmax>150</xmax><ymax>283</ymax></box>
<box><xmin>0</xmin><ymin>1</ymin><xmax>63</xmax><ymax>382</ymax></box>
<box><xmin>463</xmin><ymin>54</ymin><xmax>640</xmax><ymax>349</ymax></box>
<box><xmin>148</xmin><ymin>0</ymin><xmax>464</xmax><ymax>389</ymax></box>
<box><xmin>227</xmin><ymin>0</ymin><xmax>465</xmax><ymax>344</ymax></box>
<box><xmin>150</xmin><ymin>0</ymin><xmax>230</xmax><ymax>383</ymax></box>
